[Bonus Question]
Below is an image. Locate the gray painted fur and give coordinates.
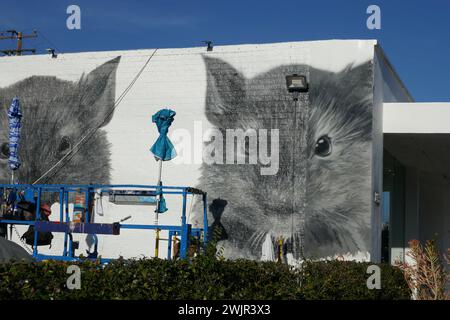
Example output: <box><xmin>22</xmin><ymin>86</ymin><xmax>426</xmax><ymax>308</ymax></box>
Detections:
<box><xmin>194</xmin><ymin>56</ymin><xmax>373</xmax><ymax>261</ymax></box>
<box><xmin>0</xmin><ymin>57</ymin><xmax>121</xmax><ymax>195</ymax></box>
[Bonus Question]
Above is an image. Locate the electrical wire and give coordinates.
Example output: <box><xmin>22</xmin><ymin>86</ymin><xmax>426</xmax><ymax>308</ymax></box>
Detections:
<box><xmin>32</xmin><ymin>48</ymin><xmax>159</xmax><ymax>185</ymax></box>
<box><xmin>38</xmin><ymin>30</ymin><xmax>63</xmax><ymax>55</ymax></box>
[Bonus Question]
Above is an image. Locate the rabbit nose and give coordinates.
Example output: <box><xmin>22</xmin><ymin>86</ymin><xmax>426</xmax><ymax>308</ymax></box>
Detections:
<box><xmin>264</xmin><ymin>201</ymin><xmax>295</xmax><ymax>216</ymax></box>
<box><xmin>265</xmin><ymin>187</ymin><xmax>296</xmax><ymax>208</ymax></box>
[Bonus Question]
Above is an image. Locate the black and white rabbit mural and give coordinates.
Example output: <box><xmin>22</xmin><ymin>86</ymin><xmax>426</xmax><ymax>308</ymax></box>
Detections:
<box><xmin>0</xmin><ymin>41</ymin><xmax>377</xmax><ymax>261</ymax></box>
<box><xmin>193</xmin><ymin>56</ymin><xmax>373</xmax><ymax>262</ymax></box>
<box><xmin>0</xmin><ymin>57</ymin><xmax>121</xmax><ymax>189</ymax></box>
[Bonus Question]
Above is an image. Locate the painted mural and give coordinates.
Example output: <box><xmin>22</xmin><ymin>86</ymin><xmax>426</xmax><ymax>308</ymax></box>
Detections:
<box><xmin>0</xmin><ymin>41</ymin><xmax>376</xmax><ymax>261</ymax></box>
<box><xmin>0</xmin><ymin>57</ymin><xmax>121</xmax><ymax>192</ymax></box>
<box><xmin>193</xmin><ymin>57</ymin><xmax>374</xmax><ymax>261</ymax></box>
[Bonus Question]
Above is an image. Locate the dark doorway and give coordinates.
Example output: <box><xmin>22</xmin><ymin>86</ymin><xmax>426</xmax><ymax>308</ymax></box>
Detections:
<box><xmin>382</xmin><ymin>149</ymin><xmax>406</xmax><ymax>263</ymax></box>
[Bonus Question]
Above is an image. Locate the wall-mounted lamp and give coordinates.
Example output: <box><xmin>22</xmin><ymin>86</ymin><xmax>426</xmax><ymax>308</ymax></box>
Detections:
<box><xmin>46</xmin><ymin>48</ymin><xmax>57</xmax><ymax>58</ymax></box>
<box><xmin>285</xmin><ymin>74</ymin><xmax>308</xmax><ymax>93</ymax></box>
<box><xmin>202</xmin><ymin>40</ymin><xmax>213</xmax><ymax>52</ymax></box>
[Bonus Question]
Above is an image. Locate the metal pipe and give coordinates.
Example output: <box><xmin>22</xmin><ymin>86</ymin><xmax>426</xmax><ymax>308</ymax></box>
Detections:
<box><xmin>84</xmin><ymin>188</ymin><xmax>89</xmax><ymax>223</ymax></box>
<box><xmin>33</xmin><ymin>187</ymin><xmax>42</xmax><ymax>257</ymax></box>
<box><xmin>0</xmin><ymin>220</ymin><xmax>34</xmax><ymax>225</ymax></box>
<box><xmin>154</xmin><ymin>160</ymin><xmax>163</xmax><ymax>258</ymax></box>
<box><xmin>120</xmin><ymin>224</ymin><xmax>181</xmax><ymax>231</ymax></box>
<box><xmin>63</xmin><ymin>191</ymin><xmax>69</xmax><ymax>256</ymax></box>
<box><xmin>0</xmin><ymin>183</ymin><xmax>203</xmax><ymax>191</ymax></box>
<box><xmin>203</xmin><ymin>193</ymin><xmax>208</xmax><ymax>248</ymax></box>
<box><xmin>167</xmin><ymin>230</ymin><xmax>173</xmax><ymax>260</ymax></box>
<box><xmin>180</xmin><ymin>191</ymin><xmax>188</xmax><ymax>259</ymax></box>
<box><xmin>59</xmin><ymin>187</ymin><xmax>64</xmax><ymax>223</ymax></box>
<box><xmin>155</xmin><ymin>229</ymin><xmax>160</xmax><ymax>258</ymax></box>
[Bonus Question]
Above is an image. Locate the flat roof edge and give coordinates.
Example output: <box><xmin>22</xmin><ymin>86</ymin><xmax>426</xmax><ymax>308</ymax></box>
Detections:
<box><xmin>375</xmin><ymin>44</ymin><xmax>414</xmax><ymax>102</ymax></box>
<box><xmin>0</xmin><ymin>39</ymin><xmax>378</xmax><ymax>59</ymax></box>
<box><xmin>383</xmin><ymin>102</ymin><xmax>450</xmax><ymax>133</ymax></box>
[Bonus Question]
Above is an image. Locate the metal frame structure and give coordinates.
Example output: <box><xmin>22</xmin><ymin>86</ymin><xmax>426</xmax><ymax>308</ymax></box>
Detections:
<box><xmin>0</xmin><ymin>184</ymin><xmax>208</xmax><ymax>263</ymax></box>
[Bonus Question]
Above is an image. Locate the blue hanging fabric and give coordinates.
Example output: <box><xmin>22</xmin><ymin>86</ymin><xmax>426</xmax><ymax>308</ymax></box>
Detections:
<box><xmin>154</xmin><ymin>181</ymin><xmax>168</xmax><ymax>214</ymax></box>
<box><xmin>157</xmin><ymin>194</ymin><xmax>168</xmax><ymax>214</ymax></box>
<box><xmin>7</xmin><ymin>97</ymin><xmax>22</xmax><ymax>171</ymax></box>
<box><xmin>150</xmin><ymin>109</ymin><xmax>177</xmax><ymax>161</ymax></box>
<box><xmin>150</xmin><ymin>108</ymin><xmax>177</xmax><ymax>214</ymax></box>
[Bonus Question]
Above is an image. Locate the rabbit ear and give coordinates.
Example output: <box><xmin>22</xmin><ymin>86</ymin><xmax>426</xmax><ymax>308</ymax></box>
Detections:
<box><xmin>77</xmin><ymin>56</ymin><xmax>121</xmax><ymax>128</ymax></box>
<box><xmin>203</xmin><ymin>56</ymin><xmax>245</xmax><ymax>125</ymax></box>
<box><xmin>336</xmin><ymin>62</ymin><xmax>373</xmax><ymax>93</ymax></box>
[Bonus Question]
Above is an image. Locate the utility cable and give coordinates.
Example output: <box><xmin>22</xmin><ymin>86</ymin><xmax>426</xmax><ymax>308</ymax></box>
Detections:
<box><xmin>33</xmin><ymin>49</ymin><xmax>159</xmax><ymax>184</ymax></box>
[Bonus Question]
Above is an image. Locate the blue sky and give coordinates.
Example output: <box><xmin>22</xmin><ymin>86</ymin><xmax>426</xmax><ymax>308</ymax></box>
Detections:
<box><xmin>1</xmin><ymin>0</ymin><xmax>450</xmax><ymax>101</ymax></box>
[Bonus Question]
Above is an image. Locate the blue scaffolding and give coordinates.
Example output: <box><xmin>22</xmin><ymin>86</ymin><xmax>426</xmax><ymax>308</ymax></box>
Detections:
<box><xmin>0</xmin><ymin>184</ymin><xmax>208</xmax><ymax>263</ymax></box>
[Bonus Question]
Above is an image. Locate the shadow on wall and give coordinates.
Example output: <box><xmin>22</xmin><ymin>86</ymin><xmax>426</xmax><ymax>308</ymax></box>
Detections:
<box><xmin>208</xmin><ymin>198</ymin><xmax>228</xmax><ymax>242</ymax></box>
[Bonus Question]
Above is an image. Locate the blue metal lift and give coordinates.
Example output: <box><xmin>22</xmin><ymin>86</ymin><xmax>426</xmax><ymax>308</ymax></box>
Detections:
<box><xmin>0</xmin><ymin>184</ymin><xmax>208</xmax><ymax>263</ymax></box>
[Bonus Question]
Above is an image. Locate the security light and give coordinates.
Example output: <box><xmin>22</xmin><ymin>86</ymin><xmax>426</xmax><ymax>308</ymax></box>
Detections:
<box><xmin>285</xmin><ymin>74</ymin><xmax>308</xmax><ymax>93</ymax></box>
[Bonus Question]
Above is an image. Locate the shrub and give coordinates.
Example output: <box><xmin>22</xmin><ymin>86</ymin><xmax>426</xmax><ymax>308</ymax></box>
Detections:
<box><xmin>396</xmin><ymin>239</ymin><xmax>448</xmax><ymax>300</ymax></box>
<box><xmin>0</xmin><ymin>256</ymin><xmax>410</xmax><ymax>300</ymax></box>
<box><xmin>300</xmin><ymin>260</ymin><xmax>410</xmax><ymax>300</ymax></box>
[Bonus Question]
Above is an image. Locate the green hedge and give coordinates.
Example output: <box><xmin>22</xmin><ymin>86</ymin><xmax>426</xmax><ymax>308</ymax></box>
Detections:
<box><xmin>300</xmin><ymin>260</ymin><xmax>411</xmax><ymax>300</ymax></box>
<box><xmin>0</xmin><ymin>256</ymin><xmax>411</xmax><ymax>300</ymax></box>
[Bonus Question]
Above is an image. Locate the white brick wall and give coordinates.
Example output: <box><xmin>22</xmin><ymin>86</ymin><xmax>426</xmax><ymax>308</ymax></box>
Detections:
<box><xmin>0</xmin><ymin>40</ymin><xmax>377</xmax><ymax>260</ymax></box>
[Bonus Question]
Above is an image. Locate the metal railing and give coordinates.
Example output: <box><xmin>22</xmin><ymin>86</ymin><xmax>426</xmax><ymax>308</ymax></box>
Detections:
<box><xmin>0</xmin><ymin>184</ymin><xmax>208</xmax><ymax>263</ymax></box>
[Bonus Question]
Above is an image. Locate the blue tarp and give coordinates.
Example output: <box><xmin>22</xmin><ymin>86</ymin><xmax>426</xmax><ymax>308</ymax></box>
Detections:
<box><xmin>7</xmin><ymin>97</ymin><xmax>22</xmax><ymax>171</ymax></box>
<box><xmin>156</xmin><ymin>186</ymin><xmax>168</xmax><ymax>214</ymax></box>
<box><xmin>150</xmin><ymin>109</ymin><xmax>177</xmax><ymax>161</ymax></box>
<box><xmin>150</xmin><ymin>109</ymin><xmax>177</xmax><ymax>214</ymax></box>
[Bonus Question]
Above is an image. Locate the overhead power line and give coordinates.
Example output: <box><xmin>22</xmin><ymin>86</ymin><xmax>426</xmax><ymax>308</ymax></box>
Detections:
<box><xmin>33</xmin><ymin>48</ymin><xmax>160</xmax><ymax>184</ymax></box>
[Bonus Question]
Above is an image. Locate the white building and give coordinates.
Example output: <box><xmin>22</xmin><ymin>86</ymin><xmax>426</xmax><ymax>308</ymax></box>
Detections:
<box><xmin>0</xmin><ymin>39</ymin><xmax>448</xmax><ymax>265</ymax></box>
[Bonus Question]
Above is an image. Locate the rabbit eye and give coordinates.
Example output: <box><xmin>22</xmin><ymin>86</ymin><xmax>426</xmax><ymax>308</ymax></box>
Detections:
<box><xmin>0</xmin><ymin>143</ymin><xmax>9</xmax><ymax>159</ymax></box>
<box><xmin>315</xmin><ymin>135</ymin><xmax>332</xmax><ymax>157</ymax></box>
<box><xmin>58</xmin><ymin>137</ymin><xmax>72</xmax><ymax>156</ymax></box>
